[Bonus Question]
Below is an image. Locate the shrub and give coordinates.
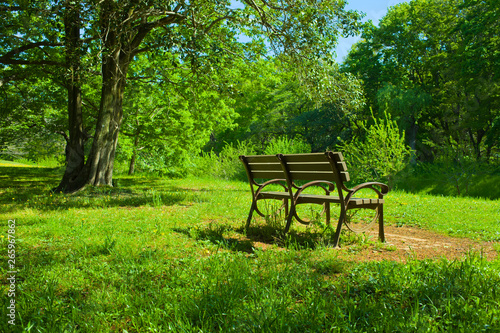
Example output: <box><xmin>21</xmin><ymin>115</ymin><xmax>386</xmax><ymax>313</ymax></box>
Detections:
<box><xmin>191</xmin><ymin>136</ymin><xmax>310</xmax><ymax>181</ymax></box>
<box><xmin>191</xmin><ymin>141</ymin><xmax>255</xmax><ymax>180</ymax></box>
<box><xmin>338</xmin><ymin>112</ymin><xmax>412</xmax><ymax>187</ymax></box>
<box><xmin>263</xmin><ymin>136</ymin><xmax>311</xmax><ymax>155</ymax></box>
<box><xmin>131</xmin><ymin>147</ymin><xmax>190</xmax><ymax>178</ymax></box>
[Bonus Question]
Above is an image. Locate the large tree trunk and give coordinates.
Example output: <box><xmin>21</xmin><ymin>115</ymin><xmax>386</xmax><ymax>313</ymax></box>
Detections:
<box><xmin>53</xmin><ymin>3</ymin><xmax>86</xmax><ymax>193</ymax></box>
<box><xmin>87</xmin><ymin>28</ymin><xmax>131</xmax><ymax>187</ymax></box>
<box><xmin>55</xmin><ymin>13</ymin><xmax>131</xmax><ymax>192</ymax></box>
<box><xmin>56</xmin><ymin>56</ymin><xmax>130</xmax><ymax>192</ymax></box>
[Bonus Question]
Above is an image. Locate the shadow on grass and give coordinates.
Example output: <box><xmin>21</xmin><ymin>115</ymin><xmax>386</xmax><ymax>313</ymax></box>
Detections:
<box><xmin>175</xmin><ymin>222</ymin><xmax>340</xmax><ymax>254</ymax></box>
<box><xmin>173</xmin><ymin>226</ymin><xmax>256</xmax><ymax>254</ymax></box>
<box><xmin>392</xmin><ymin>164</ymin><xmax>500</xmax><ymax>200</ymax></box>
<box><xmin>243</xmin><ymin>225</ymin><xmax>323</xmax><ymax>250</ymax></box>
<box><xmin>0</xmin><ymin>166</ymin><xmax>62</xmax><ymax>178</ymax></box>
<box><xmin>1</xmin><ymin>165</ymin><xmax>231</xmax><ymax>213</ymax></box>
<box><xmin>0</xmin><ymin>188</ymin><xmax>193</xmax><ymax>212</ymax></box>
<box><xmin>240</xmin><ymin>222</ymin><xmax>367</xmax><ymax>250</ymax></box>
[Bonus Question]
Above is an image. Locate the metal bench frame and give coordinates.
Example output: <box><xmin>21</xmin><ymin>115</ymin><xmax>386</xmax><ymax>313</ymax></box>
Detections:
<box><xmin>240</xmin><ymin>152</ymin><xmax>389</xmax><ymax>247</ymax></box>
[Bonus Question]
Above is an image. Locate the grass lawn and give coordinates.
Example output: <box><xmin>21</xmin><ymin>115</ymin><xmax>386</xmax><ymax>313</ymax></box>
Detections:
<box><xmin>1</xmin><ymin>165</ymin><xmax>499</xmax><ymax>332</ymax></box>
<box><xmin>0</xmin><ymin>160</ymin><xmax>41</xmax><ymax>168</ymax></box>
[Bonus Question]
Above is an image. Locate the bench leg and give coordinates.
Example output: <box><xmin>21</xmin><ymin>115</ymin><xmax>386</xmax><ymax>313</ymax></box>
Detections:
<box><xmin>378</xmin><ymin>205</ymin><xmax>385</xmax><ymax>243</ymax></box>
<box><xmin>245</xmin><ymin>201</ymin><xmax>256</xmax><ymax>232</ymax></box>
<box><xmin>331</xmin><ymin>208</ymin><xmax>346</xmax><ymax>248</ymax></box>
<box><xmin>283</xmin><ymin>205</ymin><xmax>295</xmax><ymax>233</ymax></box>
<box><xmin>325</xmin><ymin>202</ymin><xmax>330</xmax><ymax>226</ymax></box>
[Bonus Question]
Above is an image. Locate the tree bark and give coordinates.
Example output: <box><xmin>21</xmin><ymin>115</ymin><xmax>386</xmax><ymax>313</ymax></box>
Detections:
<box><xmin>87</xmin><ymin>37</ymin><xmax>131</xmax><ymax>187</ymax></box>
<box><xmin>53</xmin><ymin>3</ymin><xmax>86</xmax><ymax>193</ymax></box>
<box><xmin>128</xmin><ymin>152</ymin><xmax>136</xmax><ymax>175</ymax></box>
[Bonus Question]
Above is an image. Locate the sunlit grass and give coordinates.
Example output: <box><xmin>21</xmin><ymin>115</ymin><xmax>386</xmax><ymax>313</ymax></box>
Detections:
<box><xmin>0</xmin><ymin>165</ymin><xmax>499</xmax><ymax>331</ymax></box>
<box><xmin>0</xmin><ymin>160</ymin><xmax>38</xmax><ymax>167</ymax></box>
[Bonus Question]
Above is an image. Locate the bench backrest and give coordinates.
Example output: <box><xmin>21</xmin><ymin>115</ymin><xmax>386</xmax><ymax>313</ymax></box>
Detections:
<box><xmin>240</xmin><ymin>152</ymin><xmax>350</xmax><ymax>188</ymax></box>
<box><xmin>239</xmin><ymin>154</ymin><xmax>284</xmax><ymax>183</ymax></box>
<box><xmin>277</xmin><ymin>152</ymin><xmax>350</xmax><ymax>184</ymax></box>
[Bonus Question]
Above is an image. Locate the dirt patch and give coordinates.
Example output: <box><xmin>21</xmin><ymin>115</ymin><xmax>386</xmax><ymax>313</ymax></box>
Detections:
<box><xmin>340</xmin><ymin>224</ymin><xmax>500</xmax><ymax>262</ymax></box>
<box><xmin>244</xmin><ymin>225</ymin><xmax>500</xmax><ymax>262</ymax></box>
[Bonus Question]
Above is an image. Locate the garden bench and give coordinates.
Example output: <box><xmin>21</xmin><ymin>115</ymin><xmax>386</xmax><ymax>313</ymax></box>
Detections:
<box><xmin>239</xmin><ymin>152</ymin><xmax>389</xmax><ymax>247</ymax></box>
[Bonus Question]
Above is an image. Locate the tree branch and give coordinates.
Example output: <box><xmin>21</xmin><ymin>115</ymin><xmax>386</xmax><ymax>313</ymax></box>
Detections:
<box><xmin>0</xmin><ymin>6</ymin><xmax>22</xmax><ymax>12</ymax></box>
<box><xmin>203</xmin><ymin>14</ymin><xmax>233</xmax><ymax>34</ymax></box>
<box><xmin>260</xmin><ymin>0</ymin><xmax>287</xmax><ymax>11</ymax></box>
<box><xmin>130</xmin><ymin>5</ymin><xmax>186</xmax><ymax>51</ymax></box>
<box><xmin>1</xmin><ymin>41</ymin><xmax>63</xmax><ymax>59</ymax></box>
<box><xmin>0</xmin><ymin>41</ymin><xmax>65</xmax><ymax>66</ymax></box>
<box><xmin>2</xmin><ymin>59</ymin><xmax>64</xmax><ymax>66</ymax></box>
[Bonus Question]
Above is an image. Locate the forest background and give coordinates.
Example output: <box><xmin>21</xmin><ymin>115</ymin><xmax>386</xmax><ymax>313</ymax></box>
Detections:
<box><xmin>1</xmin><ymin>0</ymin><xmax>499</xmax><ymax>199</ymax></box>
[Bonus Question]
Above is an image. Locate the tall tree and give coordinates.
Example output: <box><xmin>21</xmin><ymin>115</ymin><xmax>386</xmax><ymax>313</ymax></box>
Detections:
<box><xmin>1</xmin><ymin>0</ymin><xmax>363</xmax><ymax>192</ymax></box>
<box><xmin>120</xmin><ymin>53</ymin><xmax>237</xmax><ymax>175</ymax></box>
<box><xmin>342</xmin><ymin>0</ymin><xmax>499</xmax><ymax>162</ymax></box>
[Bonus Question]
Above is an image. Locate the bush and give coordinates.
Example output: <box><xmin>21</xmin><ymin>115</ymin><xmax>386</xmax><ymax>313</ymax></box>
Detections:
<box><xmin>263</xmin><ymin>136</ymin><xmax>311</xmax><ymax>155</ymax></box>
<box><xmin>338</xmin><ymin>112</ymin><xmax>412</xmax><ymax>187</ymax></box>
<box><xmin>131</xmin><ymin>147</ymin><xmax>190</xmax><ymax>178</ymax></box>
<box><xmin>191</xmin><ymin>136</ymin><xmax>310</xmax><ymax>181</ymax></box>
<box><xmin>191</xmin><ymin>141</ymin><xmax>255</xmax><ymax>180</ymax></box>
<box><xmin>394</xmin><ymin>157</ymin><xmax>500</xmax><ymax>199</ymax></box>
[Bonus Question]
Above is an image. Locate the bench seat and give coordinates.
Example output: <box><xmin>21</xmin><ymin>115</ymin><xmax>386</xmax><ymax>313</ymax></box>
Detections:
<box><xmin>297</xmin><ymin>194</ymin><xmax>384</xmax><ymax>206</ymax></box>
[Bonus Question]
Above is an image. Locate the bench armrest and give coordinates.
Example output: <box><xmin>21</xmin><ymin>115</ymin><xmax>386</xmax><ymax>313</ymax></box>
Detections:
<box><xmin>346</xmin><ymin>181</ymin><xmax>389</xmax><ymax>200</ymax></box>
<box><xmin>255</xmin><ymin>179</ymin><xmax>288</xmax><ymax>193</ymax></box>
<box><xmin>294</xmin><ymin>180</ymin><xmax>336</xmax><ymax>197</ymax></box>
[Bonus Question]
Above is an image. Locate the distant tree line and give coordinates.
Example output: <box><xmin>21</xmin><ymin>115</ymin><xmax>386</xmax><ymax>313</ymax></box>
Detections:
<box><xmin>1</xmin><ymin>0</ymin><xmax>498</xmax><ymax>184</ymax></box>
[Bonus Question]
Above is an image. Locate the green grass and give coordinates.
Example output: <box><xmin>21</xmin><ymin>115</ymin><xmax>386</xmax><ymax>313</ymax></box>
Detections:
<box><xmin>0</xmin><ymin>160</ymin><xmax>42</xmax><ymax>168</ymax></box>
<box><xmin>0</xmin><ymin>166</ymin><xmax>499</xmax><ymax>332</ymax></box>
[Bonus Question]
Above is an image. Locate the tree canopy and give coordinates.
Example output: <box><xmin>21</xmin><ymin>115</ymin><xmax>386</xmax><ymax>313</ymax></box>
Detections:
<box><xmin>1</xmin><ymin>0</ymin><xmax>363</xmax><ymax>191</ymax></box>
<box><xmin>2</xmin><ymin>0</ymin><xmax>498</xmax><ymax>187</ymax></box>
<box><xmin>342</xmin><ymin>0</ymin><xmax>499</xmax><ymax>163</ymax></box>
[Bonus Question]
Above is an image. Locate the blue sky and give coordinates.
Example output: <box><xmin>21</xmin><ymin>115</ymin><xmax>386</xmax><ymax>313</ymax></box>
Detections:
<box><xmin>335</xmin><ymin>0</ymin><xmax>410</xmax><ymax>63</ymax></box>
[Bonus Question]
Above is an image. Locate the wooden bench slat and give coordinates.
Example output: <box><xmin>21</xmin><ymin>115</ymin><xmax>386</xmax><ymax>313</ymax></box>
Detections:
<box><xmin>348</xmin><ymin>198</ymin><xmax>384</xmax><ymax>205</ymax></box>
<box><xmin>288</xmin><ymin>171</ymin><xmax>336</xmax><ymax>182</ymax></box>
<box><xmin>243</xmin><ymin>155</ymin><xmax>279</xmax><ymax>163</ymax></box>
<box><xmin>341</xmin><ymin>172</ymin><xmax>350</xmax><ymax>182</ymax></box>
<box><xmin>247</xmin><ymin>162</ymin><xmax>282</xmax><ymax>171</ymax></box>
<box><xmin>337</xmin><ymin>161</ymin><xmax>348</xmax><ymax>172</ymax></box>
<box><xmin>281</xmin><ymin>153</ymin><xmax>329</xmax><ymax>163</ymax></box>
<box><xmin>259</xmin><ymin>191</ymin><xmax>291</xmax><ymax>199</ymax></box>
<box><xmin>347</xmin><ymin>199</ymin><xmax>384</xmax><ymax>209</ymax></box>
<box><xmin>251</xmin><ymin>170</ymin><xmax>286</xmax><ymax>179</ymax></box>
<box><xmin>285</xmin><ymin>162</ymin><xmax>332</xmax><ymax>172</ymax></box>
<box><xmin>328</xmin><ymin>152</ymin><xmax>344</xmax><ymax>162</ymax></box>
<box><xmin>296</xmin><ymin>194</ymin><xmax>342</xmax><ymax>204</ymax></box>
<box><xmin>297</xmin><ymin>194</ymin><xmax>383</xmax><ymax>205</ymax></box>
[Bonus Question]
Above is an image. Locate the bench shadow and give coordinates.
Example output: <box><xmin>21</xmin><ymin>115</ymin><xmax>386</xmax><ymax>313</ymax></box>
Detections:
<box><xmin>242</xmin><ymin>225</ymin><xmax>325</xmax><ymax>250</ymax></box>
<box><xmin>173</xmin><ymin>226</ymin><xmax>255</xmax><ymax>253</ymax></box>
<box><xmin>174</xmin><ymin>221</ymin><xmax>333</xmax><ymax>254</ymax></box>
